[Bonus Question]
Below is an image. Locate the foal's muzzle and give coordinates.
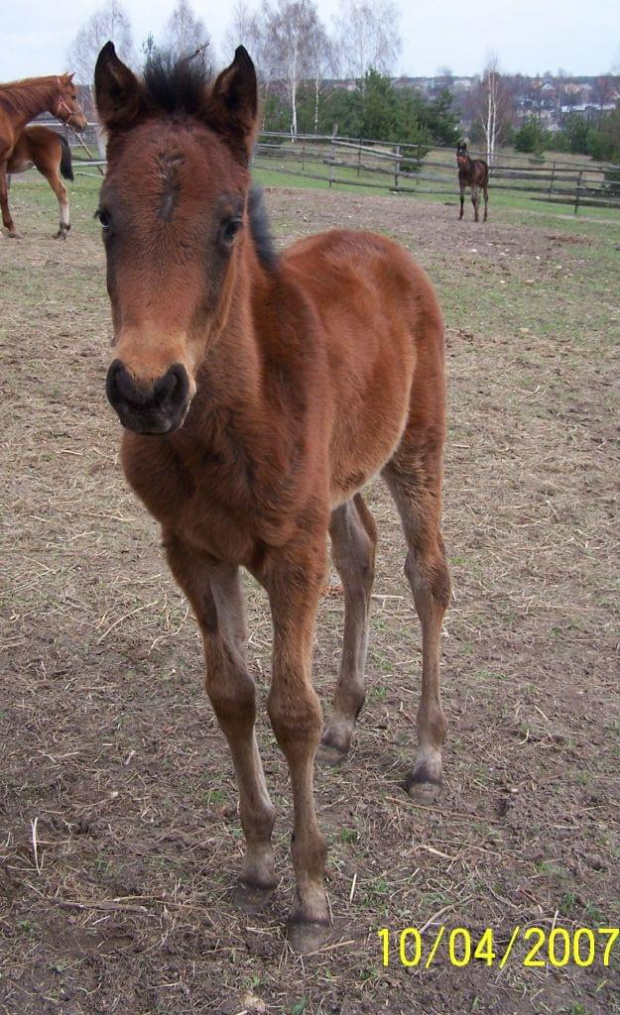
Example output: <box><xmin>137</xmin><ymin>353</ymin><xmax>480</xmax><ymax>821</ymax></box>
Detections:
<box><xmin>106</xmin><ymin>360</ymin><xmax>191</xmax><ymax>434</ymax></box>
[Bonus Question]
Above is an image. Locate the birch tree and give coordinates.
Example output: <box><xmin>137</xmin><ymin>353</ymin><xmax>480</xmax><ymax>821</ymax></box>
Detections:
<box><xmin>334</xmin><ymin>0</ymin><xmax>401</xmax><ymax>83</ymax></box>
<box><xmin>67</xmin><ymin>0</ymin><xmax>135</xmax><ymax>156</ymax></box>
<box><xmin>164</xmin><ymin>0</ymin><xmax>211</xmax><ymax>61</ymax></box>
<box><xmin>66</xmin><ymin>0</ymin><xmax>135</xmax><ymax>84</ymax></box>
<box><xmin>263</xmin><ymin>0</ymin><xmax>327</xmax><ymax>137</ymax></box>
<box><xmin>478</xmin><ymin>56</ymin><xmax>512</xmax><ymax>165</ymax></box>
<box><xmin>224</xmin><ymin>1</ymin><xmax>265</xmax><ymax>70</ymax></box>
<box><xmin>306</xmin><ymin>22</ymin><xmax>336</xmax><ymax>132</ymax></box>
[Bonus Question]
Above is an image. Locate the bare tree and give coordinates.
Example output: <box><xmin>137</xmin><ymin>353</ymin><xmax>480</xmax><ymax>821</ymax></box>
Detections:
<box><xmin>164</xmin><ymin>0</ymin><xmax>211</xmax><ymax>62</ymax></box>
<box><xmin>67</xmin><ymin>0</ymin><xmax>135</xmax><ymax>157</ymax></box>
<box><xmin>224</xmin><ymin>1</ymin><xmax>265</xmax><ymax>69</ymax></box>
<box><xmin>591</xmin><ymin>74</ymin><xmax>616</xmax><ymax>118</ymax></box>
<box><xmin>66</xmin><ymin>0</ymin><xmax>135</xmax><ymax>85</ymax></box>
<box><xmin>334</xmin><ymin>0</ymin><xmax>401</xmax><ymax>83</ymax></box>
<box><xmin>306</xmin><ymin>21</ymin><xmax>336</xmax><ymax>132</ymax></box>
<box><xmin>262</xmin><ymin>0</ymin><xmax>328</xmax><ymax>136</ymax></box>
<box><xmin>476</xmin><ymin>56</ymin><xmax>512</xmax><ymax>165</ymax></box>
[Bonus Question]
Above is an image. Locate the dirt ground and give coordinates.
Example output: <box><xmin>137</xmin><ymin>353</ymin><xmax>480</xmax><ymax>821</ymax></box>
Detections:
<box><xmin>1</xmin><ymin>181</ymin><xmax>619</xmax><ymax>1015</ymax></box>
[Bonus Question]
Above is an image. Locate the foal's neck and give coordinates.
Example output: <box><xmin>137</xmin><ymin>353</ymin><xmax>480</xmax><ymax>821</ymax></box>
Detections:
<box><xmin>194</xmin><ymin>244</ymin><xmax>269</xmax><ymax>426</ymax></box>
<box><xmin>0</xmin><ymin>78</ymin><xmax>60</xmax><ymax>130</ymax></box>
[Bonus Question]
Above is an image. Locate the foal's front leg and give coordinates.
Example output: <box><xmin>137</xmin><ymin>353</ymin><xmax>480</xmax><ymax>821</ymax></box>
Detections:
<box><xmin>0</xmin><ymin>161</ymin><xmax>20</xmax><ymax>238</ymax></box>
<box><xmin>259</xmin><ymin>538</ymin><xmax>329</xmax><ymax>953</ymax></box>
<box><xmin>164</xmin><ymin>533</ymin><xmax>277</xmax><ymax>907</ymax></box>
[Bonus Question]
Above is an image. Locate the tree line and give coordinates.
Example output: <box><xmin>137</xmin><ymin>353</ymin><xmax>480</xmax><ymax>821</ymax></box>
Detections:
<box><xmin>65</xmin><ymin>0</ymin><xmax>456</xmax><ymax>147</ymax></box>
<box><xmin>66</xmin><ymin>0</ymin><xmax>620</xmax><ymax>162</ymax></box>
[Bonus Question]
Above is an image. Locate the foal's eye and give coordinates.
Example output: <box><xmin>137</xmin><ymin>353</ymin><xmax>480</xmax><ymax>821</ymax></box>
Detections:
<box><xmin>96</xmin><ymin>208</ymin><xmax>112</xmax><ymax>232</ymax></box>
<box><xmin>221</xmin><ymin>218</ymin><xmax>243</xmax><ymax>245</ymax></box>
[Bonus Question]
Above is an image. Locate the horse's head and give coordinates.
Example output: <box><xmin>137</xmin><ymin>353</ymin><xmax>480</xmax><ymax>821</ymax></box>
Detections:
<box><xmin>95</xmin><ymin>42</ymin><xmax>258</xmax><ymax>435</ymax></box>
<box><xmin>56</xmin><ymin>74</ymin><xmax>87</xmax><ymax>131</ymax></box>
<box><xmin>456</xmin><ymin>141</ymin><xmax>469</xmax><ymax>168</ymax></box>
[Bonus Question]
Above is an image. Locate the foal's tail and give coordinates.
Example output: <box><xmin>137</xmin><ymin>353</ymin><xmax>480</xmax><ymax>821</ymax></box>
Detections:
<box><xmin>59</xmin><ymin>136</ymin><xmax>74</xmax><ymax>182</ymax></box>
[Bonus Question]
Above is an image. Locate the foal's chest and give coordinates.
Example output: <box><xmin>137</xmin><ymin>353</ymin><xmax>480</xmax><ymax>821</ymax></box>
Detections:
<box><xmin>121</xmin><ymin>432</ymin><xmax>291</xmax><ymax>563</ymax></box>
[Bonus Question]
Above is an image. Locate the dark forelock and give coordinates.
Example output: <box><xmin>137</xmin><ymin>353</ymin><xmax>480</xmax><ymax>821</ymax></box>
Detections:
<box><xmin>142</xmin><ymin>50</ymin><xmax>213</xmax><ymax>117</ymax></box>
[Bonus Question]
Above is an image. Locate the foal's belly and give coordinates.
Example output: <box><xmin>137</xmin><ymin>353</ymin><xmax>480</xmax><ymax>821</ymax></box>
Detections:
<box><xmin>6</xmin><ymin>157</ymin><xmax>32</xmax><ymax>175</ymax></box>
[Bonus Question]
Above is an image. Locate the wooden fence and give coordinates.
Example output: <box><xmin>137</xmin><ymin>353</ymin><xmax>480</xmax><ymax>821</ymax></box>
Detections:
<box><xmin>40</xmin><ymin>119</ymin><xmax>620</xmax><ymax>214</ymax></box>
<box><xmin>253</xmin><ymin>132</ymin><xmax>620</xmax><ymax>214</ymax></box>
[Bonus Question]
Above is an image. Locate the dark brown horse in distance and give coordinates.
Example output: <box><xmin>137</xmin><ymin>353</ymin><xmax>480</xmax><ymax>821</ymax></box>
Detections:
<box><xmin>95</xmin><ymin>41</ymin><xmax>451</xmax><ymax>953</ymax></box>
<box><xmin>456</xmin><ymin>141</ymin><xmax>489</xmax><ymax>222</ymax></box>
<box><xmin>7</xmin><ymin>126</ymin><xmax>74</xmax><ymax>238</ymax></box>
<box><xmin>0</xmin><ymin>73</ymin><xmax>85</xmax><ymax>237</ymax></box>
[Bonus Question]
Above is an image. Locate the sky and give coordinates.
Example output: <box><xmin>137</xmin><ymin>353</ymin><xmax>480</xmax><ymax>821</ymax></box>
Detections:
<box><xmin>2</xmin><ymin>0</ymin><xmax>620</xmax><ymax>83</ymax></box>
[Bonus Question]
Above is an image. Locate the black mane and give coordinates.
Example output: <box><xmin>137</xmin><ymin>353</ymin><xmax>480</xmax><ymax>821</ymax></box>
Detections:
<box><xmin>248</xmin><ymin>187</ymin><xmax>278</xmax><ymax>271</ymax></box>
<box><xmin>142</xmin><ymin>50</ymin><xmax>213</xmax><ymax>117</ymax></box>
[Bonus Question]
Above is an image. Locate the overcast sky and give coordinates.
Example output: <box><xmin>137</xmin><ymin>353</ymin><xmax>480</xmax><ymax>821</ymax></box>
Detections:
<box><xmin>2</xmin><ymin>0</ymin><xmax>620</xmax><ymax>82</ymax></box>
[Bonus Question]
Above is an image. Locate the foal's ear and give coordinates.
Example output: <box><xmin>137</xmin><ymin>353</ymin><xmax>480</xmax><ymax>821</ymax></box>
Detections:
<box><xmin>95</xmin><ymin>41</ymin><xmax>145</xmax><ymax>131</ymax></box>
<box><xmin>206</xmin><ymin>47</ymin><xmax>258</xmax><ymax>163</ymax></box>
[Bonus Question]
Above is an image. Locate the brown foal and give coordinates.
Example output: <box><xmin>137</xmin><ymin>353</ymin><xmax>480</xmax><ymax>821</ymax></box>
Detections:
<box><xmin>456</xmin><ymin>141</ymin><xmax>489</xmax><ymax>222</ymax></box>
<box><xmin>95</xmin><ymin>42</ymin><xmax>451</xmax><ymax>952</ymax></box>
<box><xmin>0</xmin><ymin>72</ymin><xmax>85</xmax><ymax>237</ymax></box>
<box><xmin>7</xmin><ymin>126</ymin><xmax>74</xmax><ymax>238</ymax></box>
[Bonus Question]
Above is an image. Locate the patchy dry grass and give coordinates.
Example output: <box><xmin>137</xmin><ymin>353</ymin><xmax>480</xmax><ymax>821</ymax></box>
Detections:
<box><xmin>1</xmin><ymin>177</ymin><xmax>619</xmax><ymax>1015</ymax></box>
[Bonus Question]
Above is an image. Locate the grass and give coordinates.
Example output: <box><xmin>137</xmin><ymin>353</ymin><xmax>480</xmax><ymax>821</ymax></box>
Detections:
<box><xmin>253</xmin><ymin>147</ymin><xmax>620</xmax><ymax>222</ymax></box>
<box><xmin>10</xmin><ymin>162</ymin><xmax>620</xmax><ymax>236</ymax></box>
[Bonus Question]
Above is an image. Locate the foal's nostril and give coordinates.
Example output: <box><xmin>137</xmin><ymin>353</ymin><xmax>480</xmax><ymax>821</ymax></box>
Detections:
<box><xmin>153</xmin><ymin>364</ymin><xmax>189</xmax><ymax>409</ymax></box>
<box><xmin>107</xmin><ymin>360</ymin><xmax>149</xmax><ymax>409</ymax></box>
<box><xmin>106</xmin><ymin>359</ymin><xmax>191</xmax><ymax>432</ymax></box>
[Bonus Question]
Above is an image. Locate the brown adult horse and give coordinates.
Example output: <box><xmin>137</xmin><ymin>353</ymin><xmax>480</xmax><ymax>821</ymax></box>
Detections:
<box><xmin>0</xmin><ymin>72</ymin><xmax>86</xmax><ymax>237</ymax></box>
<box><xmin>95</xmin><ymin>42</ymin><xmax>451</xmax><ymax>952</ymax></box>
<box><xmin>7</xmin><ymin>126</ymin><xmax>74</xmax><ymax>238</ymax></box>
<box><xmin>456</xmin><ymin>141</ymin><xmax>489</xmax><ymax>222</ymax></box>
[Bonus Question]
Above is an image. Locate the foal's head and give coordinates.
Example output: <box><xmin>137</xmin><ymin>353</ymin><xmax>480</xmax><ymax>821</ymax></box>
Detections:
<box><xmin>456</xmin><ymin>141</ymin><xmax>469</xmax><ymax>168</ymax></box>
<box><xmin>94</xmin><ymin>42</ymin><xmax>259</xmax><ymax>435</ymax></box>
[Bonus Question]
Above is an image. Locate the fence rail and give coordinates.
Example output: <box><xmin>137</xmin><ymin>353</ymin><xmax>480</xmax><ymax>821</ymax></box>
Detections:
<box><xmin>32</xmin><ymin>119</ymin><xmax>620</xmax><ymax>214</ymax></box>
<box><xmin>253</xmin><ymin>133</ymin><xmax>620</xmax><ymax>214</ymax></box>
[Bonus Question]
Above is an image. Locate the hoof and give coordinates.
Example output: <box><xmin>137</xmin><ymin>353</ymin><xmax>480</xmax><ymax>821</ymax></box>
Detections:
<box><xmin>287</xmin><ymin>919</ymin><xmax>331</xmax><ymax>954</ymax></box>
<box><xmin>405</xmin><ymin>771</ymin><xmax>442</xmax><ymax>804</ymax></box>
<box><xmin>315</xmin><ymin>739</ymin><xmax>348</xmax><ymax>767</ymax></box>
<box><xmin>233</xmin><ymin>880</ymin><xmax>276</xmax><ymax>914</ymax></box>
<box><xmin>8</xmin><ymin>231</ymin><xmax>23</xmax><ymax>239</ymax></box>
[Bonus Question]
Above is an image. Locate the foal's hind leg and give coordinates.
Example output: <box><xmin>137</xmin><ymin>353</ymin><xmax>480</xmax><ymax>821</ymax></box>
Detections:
<box><xmin>41</xmin><ymin>167</ymin><xmax>70</xmax><ymax>238</ymax></box>
<box><xmin>164</xmin><ymin>533</ymin><xmax>277</xmax><ymax>908</ymax></box>
<box><xmin>471</xmin><ymin>183</ymin><xmax>480</xmax><ymax>222</ymax></box>
<box><xmin>317</xmin><ymin>493</ymin><xmax>377</xmax><ymax>765</ymax></box>
<box><xmin>382</xmin><ymin>449</ymin><xmax>450</xmax><ymax>802</ymax></box>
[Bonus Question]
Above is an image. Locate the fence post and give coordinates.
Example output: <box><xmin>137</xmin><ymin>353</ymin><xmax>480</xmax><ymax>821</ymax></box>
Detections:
<box><xmin>302</xmin><ymin>142</ymin><xmax>306</xmax><ymax>171</ymax></box>
<box><xmin>357</xmin><ymin>139</ymin><xmax>362</xmax><ymax>177</ymax></box>
<box><xmin>548</xmin><ymin>161</ymin><xmax>556</xmax><ymax>198</ymax></box>
<box><xmin>394</xmin><ymin>145</ymin><xmax>401</xmax><ymax>192</ymax></box>
<box><xmin>329</xmin><ymin>160</ymin><xmax>334</xmax><ymax>188</ymax></box>
<box><xmin>574</xmin><ymin>169</ymin><xmax>583</xmax><ymax>214</ymax></box>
